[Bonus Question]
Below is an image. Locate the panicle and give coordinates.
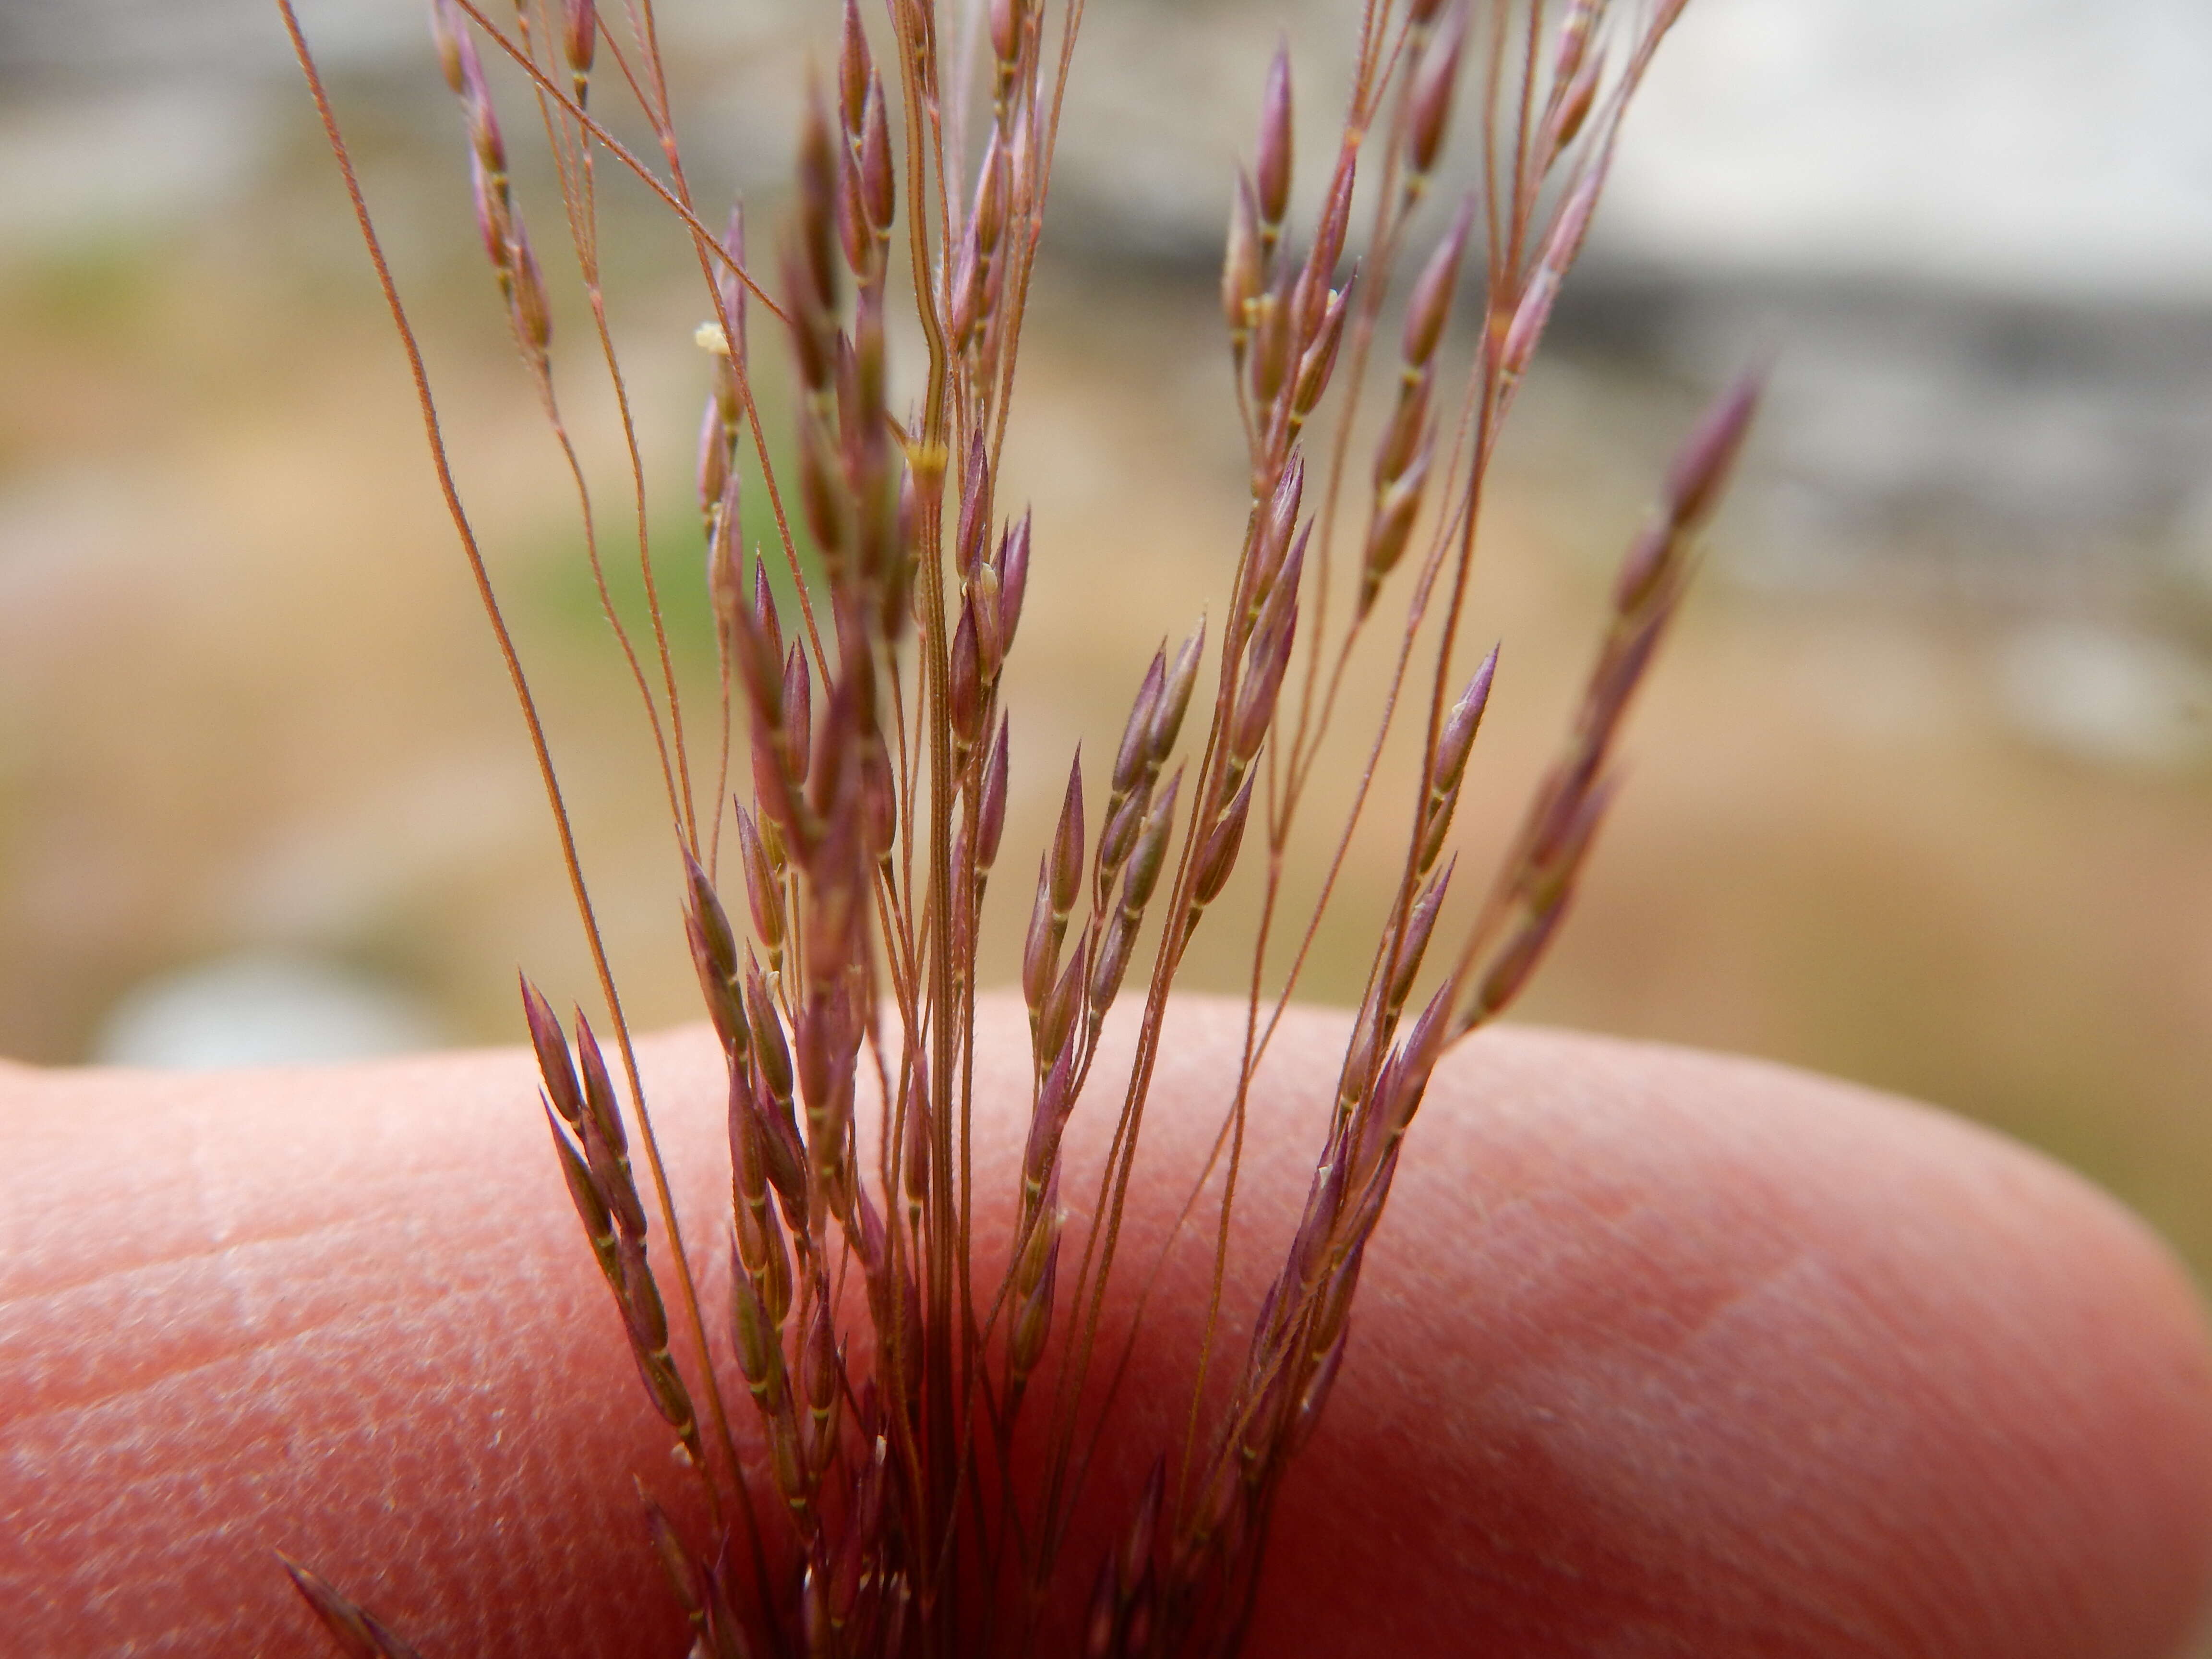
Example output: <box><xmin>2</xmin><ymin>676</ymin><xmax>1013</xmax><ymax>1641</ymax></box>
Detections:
<box><xmin>1458</xmin><ymin>377</ymin><xmax>1760</xmax><ymax>1051</ymax></box>
<box><xmin>397</xmin><ymin>0</ymin><xmax>1752</xmax><ymax>1644</ymax></box>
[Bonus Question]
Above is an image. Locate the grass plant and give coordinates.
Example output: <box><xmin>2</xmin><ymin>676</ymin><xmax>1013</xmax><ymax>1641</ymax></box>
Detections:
<box><xmin>272</xmin><ymin>0</ymin><xmax>1755</xmax><ymax>1651</ymax></box>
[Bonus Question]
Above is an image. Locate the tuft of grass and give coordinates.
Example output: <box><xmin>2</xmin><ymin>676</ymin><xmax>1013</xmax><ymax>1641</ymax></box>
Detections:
<box><xmin>276</xmin><ymin>0</ymin><xmax>1754</xmax><ymax>1653</ymax></box>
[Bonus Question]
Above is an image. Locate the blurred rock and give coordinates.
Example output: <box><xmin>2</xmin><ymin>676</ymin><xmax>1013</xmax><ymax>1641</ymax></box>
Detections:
<box><xmin>94</xmin><ymin>949</ymin><xmax>443</xmax><ymax>1067</ymax></box>
<box><xmin>1555</xmin><ymin>273</ymin><xmax>2212</xmax><ymax>602</ymax></box>
<box><xmin>1602</xmin><ymin>0</ymin><xmax>2212</xmax><ymax>304</ymax></box>
<box><xmin>1996</xmin><ymin>621</ymin><xmax>2212</xmax><ymax>770</ymax></box>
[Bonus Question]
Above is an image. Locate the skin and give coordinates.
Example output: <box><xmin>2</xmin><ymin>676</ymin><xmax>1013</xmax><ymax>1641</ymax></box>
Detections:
<box><xmin>4</xmin><ymin>997</ymin><xmax>2211</xmax><ymax>1657</ymax></box>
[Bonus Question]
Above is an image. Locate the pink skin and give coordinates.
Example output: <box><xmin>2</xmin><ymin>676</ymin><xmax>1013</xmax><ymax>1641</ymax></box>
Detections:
<box><xmin>5</xmin><ymin>998</ymin><xmax>2211</xmax><ymax>1657</ymax></box>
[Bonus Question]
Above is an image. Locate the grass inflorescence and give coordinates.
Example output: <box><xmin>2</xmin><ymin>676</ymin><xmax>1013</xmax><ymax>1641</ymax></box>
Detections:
<box><xmin>276</xmin><ymin>0</ymin><xmax>1755</xmax><ymax>1652</ymax></box>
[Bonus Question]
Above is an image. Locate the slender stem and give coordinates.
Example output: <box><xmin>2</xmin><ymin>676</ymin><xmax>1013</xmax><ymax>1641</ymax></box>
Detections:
<box><xmin>275</xmin><ymin>0</ymin><xmax>746</xmax><ymax>1532</ymax></box>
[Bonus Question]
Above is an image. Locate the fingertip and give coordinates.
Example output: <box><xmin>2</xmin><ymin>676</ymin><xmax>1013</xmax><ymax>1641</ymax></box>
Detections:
<box><xmin>0</xmin><ymin>1047</ymin><xmax>713</xmax><ymax>1659</ymax></box>
<box><xmin>1245</xmin><ymin>1026</ymin><xmax>2212</xmax><ymax>1658</ymax></box>
<box><xmin>15</xmin><ymin>1014</ymin><xmax>2210</xmax><ymax>1659</ymax></box>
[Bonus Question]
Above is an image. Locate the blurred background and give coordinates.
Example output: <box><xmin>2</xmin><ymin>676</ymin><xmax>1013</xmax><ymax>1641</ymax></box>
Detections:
<box><xmin>3</xmin><ymin>0</ymin><xmax>2211</xmax><ymax>1291</ymax></box>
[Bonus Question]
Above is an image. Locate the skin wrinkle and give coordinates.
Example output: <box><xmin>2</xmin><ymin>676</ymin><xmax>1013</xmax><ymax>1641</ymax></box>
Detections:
<box><xmin>2</xmin><ymin>1217</ymin><xmax>415</xmax><ymax>1407</ymax></box>
<box><xmin>3</xmin><ymin>1207</ymin><xmax>531</xmax><ymax>1456</ymax></box>
<box><xmin>7</xmin><ymin>1073</ymin><xmax>451</xmax><ymax>1302</ymax></box>
<box><xmin>11</xmin><ymin>1307</ymin><xmax>366</xmax><ymax>1428</ymax></box>
<box><xmin>0</xmin><ymin>1215</ymin><xmax>372</xmax><ymax>1312</ymax></box>
<box><xmin>1566</xmin><ymin>1259</ymin><xmax>1924</xmax><ymax>1656</ymax></box>
<box><xmin>2</xmin><ymin>1002</ymin><xmax>2210</xmax><ymax>1657</ymax></box>
<box><xmin>1379</xmin><ymin>1231</ymin><xmax>1889</xmax><ymax>1650</ymax></box>
<box><xmin>183</xmin><ymin>1090</ymin><xmax>247</xmax><ymax>1348</ymax></box>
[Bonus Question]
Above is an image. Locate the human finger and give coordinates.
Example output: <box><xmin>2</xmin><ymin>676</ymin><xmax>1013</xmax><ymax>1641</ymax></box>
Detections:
<box><xmin>5</xmin><ymin>1001</ymin><xmax>2209</xmax><ymax>1657</ymax></box>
